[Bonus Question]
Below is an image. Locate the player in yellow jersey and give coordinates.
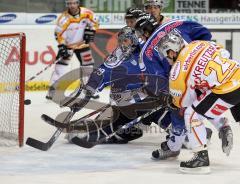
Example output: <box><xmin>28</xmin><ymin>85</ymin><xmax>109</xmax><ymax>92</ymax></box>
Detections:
<box><xmin>46</xmin><ymin>0</ymin><xmax>99</xmax><ymax>100</ymax></box>
<box><xmin>158</xmin><ymin>30</ymin><xmax>237</xmax><ymax>174</ymax></box>
<box><xmin>144</xmin><ymin>0</ymin><xmax>171</xmax><ymax>25</ymax></box>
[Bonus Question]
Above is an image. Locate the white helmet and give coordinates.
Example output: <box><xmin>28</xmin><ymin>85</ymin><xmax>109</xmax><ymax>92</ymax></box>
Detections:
<box><xmin>158</xmin><ymin>30</ymin><xmax>185</xmax><ymax>59</ymax></box>
<box><xmin>65</xmin><ymin>0</ymin><xmax>79</xmax><ymax>7</ymax></box>
<box><xmin>144</xmin><ymin>0</ymin><xmax>164</xmax><ymax>9</ymax></box>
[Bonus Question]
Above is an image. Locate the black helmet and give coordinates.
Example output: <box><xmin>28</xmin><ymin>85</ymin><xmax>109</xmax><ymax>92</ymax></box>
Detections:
<box><xmin>134</xmin><ymin>13</ymin><xmax>158</xmax><ymax>38</ymax></box>
<box><xmin>125</xmin><ymin>7</ymin><xmax>143</xmax><ymax>19</ymax></box>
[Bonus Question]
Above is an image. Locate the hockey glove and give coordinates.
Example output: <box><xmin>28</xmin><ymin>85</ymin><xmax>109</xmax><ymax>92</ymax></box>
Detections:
<box><xmin>58</xmin><ymin>44</ymin><xmax>71</xmax><ymax>59</ymax></box>
<box><xmin>83</xmin><ymin>28</ymin><xmax>96</xmax><ymax>44</ymax></box>
<box><xmin>161</xmin><ymin>94</ymin><xmax>178</xmax><ymax>110</ymax></box>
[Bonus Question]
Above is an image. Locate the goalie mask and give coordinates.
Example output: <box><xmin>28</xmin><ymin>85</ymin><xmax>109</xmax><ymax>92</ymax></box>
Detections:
<box><xmin>117</xmin><ymin>26</ymin><xmax>139</xmax><ymax>57</ymax></box>
<box><xmin>158</xmin><ymin>30</ymin><xmax>185</xmax><ymax>63</ymax></box>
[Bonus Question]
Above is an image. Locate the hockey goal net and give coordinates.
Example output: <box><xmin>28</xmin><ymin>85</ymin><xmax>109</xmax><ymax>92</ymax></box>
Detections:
<box><xmin>0</xmin><ymin>33</ymin><xmax>26</xmax><ymax>147</ymax></box>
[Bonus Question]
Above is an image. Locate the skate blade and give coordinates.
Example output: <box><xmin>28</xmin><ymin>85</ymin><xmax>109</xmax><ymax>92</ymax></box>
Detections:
<box><xmin>179</xmin><ymin>166</ymin><xmax>211</xmax><ymax>174</ymax></box>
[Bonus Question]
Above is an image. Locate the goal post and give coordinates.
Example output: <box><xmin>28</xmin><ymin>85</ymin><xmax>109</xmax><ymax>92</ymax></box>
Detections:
<box><xmin>0</xmin><ymin>33</ymin><xmax>26</xmax><ymax>147</ymax></box>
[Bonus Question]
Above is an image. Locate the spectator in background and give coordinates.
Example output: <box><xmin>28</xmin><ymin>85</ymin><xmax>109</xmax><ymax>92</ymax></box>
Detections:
<box><xmin>144</xmin><ymin>0</ymin><xmax>170</xmax><ymax>24</ymax></box>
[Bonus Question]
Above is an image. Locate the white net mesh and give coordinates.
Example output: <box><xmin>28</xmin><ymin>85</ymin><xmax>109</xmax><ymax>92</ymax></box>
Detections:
<box><xmin>0</xmin><ymin>34</ymin><xmax>24</xmax><ymax>147</ymax></box>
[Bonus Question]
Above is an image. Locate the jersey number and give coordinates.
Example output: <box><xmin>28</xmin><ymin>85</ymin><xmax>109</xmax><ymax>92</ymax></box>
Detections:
<box><xmin>204</xmin><ymin>55</ymin><xmax>236</xmax><ymax>83</ymax></box>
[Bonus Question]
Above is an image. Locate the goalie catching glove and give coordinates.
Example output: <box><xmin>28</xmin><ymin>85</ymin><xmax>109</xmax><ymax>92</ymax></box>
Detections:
<box><xmin>83</xmin><ymin>28</ymin><xmax>96</xmax><ymax>44</ymax></box>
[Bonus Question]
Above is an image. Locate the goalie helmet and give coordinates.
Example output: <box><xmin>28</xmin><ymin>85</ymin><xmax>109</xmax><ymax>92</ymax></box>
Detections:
<box><xmin>157</xmin><ymin>30</ymin><xmax>185</xmax><ymax>59</ymax></box>
<box><xmin>134</xmin><ymin>13</ymin><xmax>158</xmax><ymax>38</ymax></box>
<box><xmin>117</xmin><ymin>26</ymin><xmax>139</xmax><ymax>56</ymax></box>
<box><xmin>144</xmin><ymin>0</ymin><xmax>164</xmax><ymax>9</ymax></box>
<box><xmin>125</xmin><ymin>7</ymin><xmax>143</xmax><ymax>19</ymax></box>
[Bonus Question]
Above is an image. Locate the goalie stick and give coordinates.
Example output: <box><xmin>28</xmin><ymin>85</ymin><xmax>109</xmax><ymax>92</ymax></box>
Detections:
<box><xmin>41</xmin><ymin>104</ymin><xmax>111</xmax><ymax>130</ymax></box>
<box><xmin>26</xmin><ymin>104</ymin><xmax>110</xmax><ymax>152</ymax></box>
<box><xmin>26</xmin><ymin>110</ymin><xmax>76</xmax><ymax>151</ymax></box>
<box><xmin>25</xmin><ymin>84</ymin><xmax>85</xmax><ymax>151</ymax></box>
<box><xmin>71</xmin><ymin>105</ymin><xmax>164</xmax><ymax>148</ymax></box>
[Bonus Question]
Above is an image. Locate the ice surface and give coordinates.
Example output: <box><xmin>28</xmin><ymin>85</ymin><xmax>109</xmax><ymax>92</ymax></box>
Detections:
<box><xmin>1</xmin><ymin>90</ymin><xmax>240</xmax><ymax>184</ymax></box>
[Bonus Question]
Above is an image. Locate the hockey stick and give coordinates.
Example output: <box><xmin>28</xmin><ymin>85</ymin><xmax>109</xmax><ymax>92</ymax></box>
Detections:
<box><xmin>25</xmin><ymin>57</ymin><xmax>62</xmax><ymax>82</ymax></box>
<box><xmin>26</xmin><ymin>110</ymin><xmax>76</xmax><ymax>151</ymax></box>
<box><xmin>59</xmin><ymin>66</ymin><xmax>84</xmax><ymax>108</ymax></box>
<box><xmin>71</xmin><ymin>105</ymin><xmax>164</xmax><ymax>148</ymax></box>
<box><xmin>25</xmin><ymin>82</ymin><xmax>85</xmax><ymax>151</ymax></box>
<box><xmin>41</xmin><ymin>103</ymin><xmax>111</xmax><ymax>130</ymax></box>
<box><xmin>26</xmin><ymin>104</ymin><xmax>110</xmax><ymax>151</ymax></box>
<box><xmin>26</xmin><ymin>41</ymin><xmax>85</xmax><ymax>82</ymax></box>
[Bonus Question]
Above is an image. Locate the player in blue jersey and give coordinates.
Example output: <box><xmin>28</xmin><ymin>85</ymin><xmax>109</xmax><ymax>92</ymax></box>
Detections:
<box><xmin>63</xmin><ymin>26</ymin><xmax>170</xmax><ymax>144</ymax></box>
<box><xmin>134</xmin><ymin>15</ymin><xmax>232</xmax><ymax>160</ymax></box>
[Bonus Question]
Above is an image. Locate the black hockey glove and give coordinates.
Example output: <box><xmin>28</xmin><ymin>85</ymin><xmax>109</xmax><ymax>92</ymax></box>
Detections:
<box><xmin>142</xmin><ymin>86</ymin><xmax>176</xmax><ymax>110</ymax></box>
<box><xmin>83</xmin><ymin>28</ymin><xmax>96</xmax><ymax>44</ymax></box>
<box><xmin>58</xmin><ymin>44</ymin><xmax>71</xmax><ymax>59</ymax></box>
<box><xmin>157</xmin><ymin>93</ymin><xmax>176</xmax><ymax>109</ymax></box>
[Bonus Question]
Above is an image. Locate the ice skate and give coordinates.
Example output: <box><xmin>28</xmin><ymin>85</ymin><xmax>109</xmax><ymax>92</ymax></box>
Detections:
<box><xmin>179</xmin><ymin>150</ymin><xmax>210</xmax><ymax>174</ymax></box>
<box><xmin>152</xmin><ymin>141</ymin><xmax>180</xmax><ymax>160</ymax></box>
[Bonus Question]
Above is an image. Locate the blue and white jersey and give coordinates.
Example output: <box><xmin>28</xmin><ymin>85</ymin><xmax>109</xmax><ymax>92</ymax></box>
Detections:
<box><xmin>86</xmin><ymin>47</ymin><xmax>146</xmax><ymax>106</ymax></box>
<box><xmin>140</xmin><ymin>19</ymin><xmax>212</xmax><ymax>77</ymax></box>
<box><xmin>139</xmin><ymin>19</ymin><xmax>212</xmax><ymax>95</ymax></box>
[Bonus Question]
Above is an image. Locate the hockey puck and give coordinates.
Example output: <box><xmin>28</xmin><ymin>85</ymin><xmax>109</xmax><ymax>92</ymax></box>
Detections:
<box><xmin>24</xmin><ymin>99</ymin><xmax>31</xmax><ymax>105</ymax></box>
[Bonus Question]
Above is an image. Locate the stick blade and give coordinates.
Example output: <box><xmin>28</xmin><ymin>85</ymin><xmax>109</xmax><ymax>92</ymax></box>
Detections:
<box><xmin>26</xmin><ymin>137</ymin><xmax>50</xmax><ymax>151</ymax></box>
<box><xmin>71</xmin><ymin>137</ymin><xmax>96</xmax><ymax>149</ymax></box>
<box><xmin>41</xmin><ymin>114</ymin><xmax>67</xmax><ymax>128</ymax></box>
